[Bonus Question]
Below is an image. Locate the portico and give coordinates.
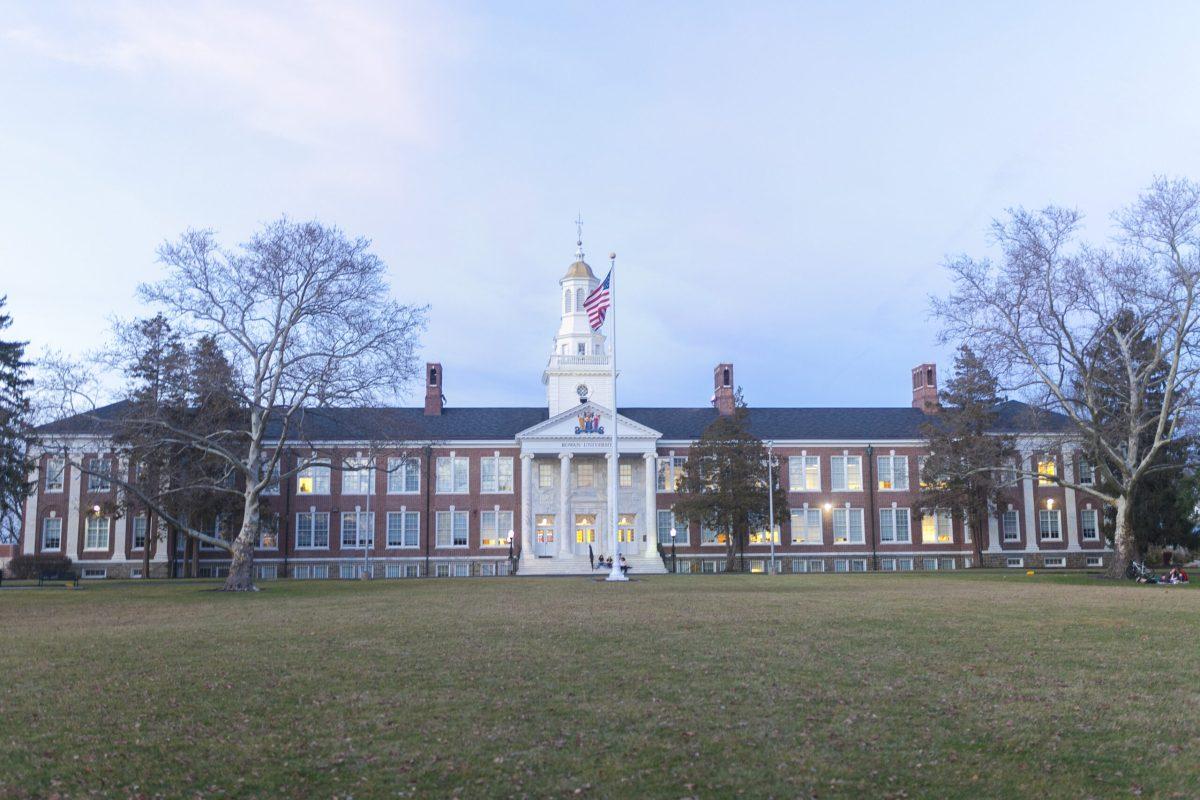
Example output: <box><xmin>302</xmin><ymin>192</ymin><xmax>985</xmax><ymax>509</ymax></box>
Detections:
<box><xmin>515</xmin><ymin>401</ymin><xmax>666</xmax><ymax>574</ymax></box>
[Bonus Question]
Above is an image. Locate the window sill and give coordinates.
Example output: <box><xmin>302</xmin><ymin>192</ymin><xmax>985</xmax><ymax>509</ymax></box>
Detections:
<box><xmin>384</xmin><ymin>545</ymin><xmax>421</xmax><ymax>550</ymax></box>
<box><xmin>386</xmin><ymin>490</ymin><xmax>422</xmax><ymax>495</ymax></box>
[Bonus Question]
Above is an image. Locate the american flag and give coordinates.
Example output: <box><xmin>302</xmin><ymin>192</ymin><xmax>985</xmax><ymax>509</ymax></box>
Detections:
<box><xmin>583</xmin><ymin>270</ymin><xmax>612</xmax><ymax>331</ymax></box>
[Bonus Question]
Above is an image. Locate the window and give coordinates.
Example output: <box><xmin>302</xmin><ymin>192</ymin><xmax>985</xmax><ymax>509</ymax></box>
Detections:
<box><xmin>435</xmin><ymin>563</ymin><xmax>451</xmax><ymax>578</ymax></box>
<box><xmin>831</xmin><ymin>507</ymin><xmax>864</xmax><ymax>544</ymax></box>
<box><xmin>700</xmin><ymin>525</ymin><xmax>725</xmax><ymax>545</ymax></box>
<box><xmin>1044</xmin><ymin>556</ymin><xmax>1066</xmax><ymax>568</ymax></box>
<box><xmin>1006</xmin><ymin>557</ymin><xmax>1024</xmax><ymax>568</ymax></box>
<box><xmin>576</xmin><ymin>462</ymin><xmax>594</xmax><ymax>488</ymax></box>
<box><xmin>1086</xmin><ymin>556</ymin><xmax>1103</xmax><ymax>568</ymax></box>
<box><xmin>387</xmin><ymin>457</ymin><xmax>421</xmax><ymax>493</ymax></box>
<box><xmin>259</xmin><ymin>460</ymin><xmax>280</xmax><ymax>495</ymax></box>
<box><xmin>481</xmin><ymin>510</ymin><xmax>514</xmax><ymax>547</ymax></box>
<box><xmin>657</xmin><ymin>509</ymin><xmax>688</xmax><ymax>545</ymax></box>
<box><xmin>619</xmin><ymin>462</ymin><xmax>633</xmax><ymax>488</ymax></box>
<box><xmin>790</xmin><ymin>508</ymin><xmax>822</xmax><ymax>544</ymax></box>
<box><xmin>922</xmin><ymin>557</ymin><xmax>939</xmax><ymax>570</ymax></box>
<box><xmin>939</xmin><ymin>558</ymin><xmax>956</xmax><ymax>570</ymax></box>
<box><xmin>897</xmin><ymin>558</ymin><xmax>914</xmax><ymax>571</ymax></box>
<box><xmin>834</xmin><ymin>559</ymin><xmax>849</xmax><ymax>573</ymax></box>
<box><xmin>132</xmin><ymin>516</ymin><xmax>148</xmax><ymax>550</ymax></box>
<box><xmin>1081</xmin><ymin>508</ymin><xmax>1099</xmax><ymax>541</ymax></box>
<box><xmin>808</xmin><ymin>559</ymin><xmax>826</xmax><ymax>573</ymax></box>
<box><xmin>81</xmin><ymin>568</ymin><xmax>107</xmax><ymax>579</ymax></box>
<box><xmin>41</xmin><ymin>517</ymin><xmax>62</xmax><ymax>550</ymax></box>
<box><xmin>1077</xmin><ymin>458</ymin><xmax>1094</xmax><ymax>486</ymax></box>
<box><xmin>130</xmin><ymin>566</ymin><xmax>144</xmax><ymax>579</ymax></box>
<box><xmin>297</xmin><ymin>463</ymin><xmax>331</xmax><ymax>495</ymax></box>
<box><xmin>921</xmin><ymin>510</ymin><xmax>954</xmax><ymax>544</ymax></box>
<box><xmin>878</xmin><ymin>507</ymin><xmax>911</xmax><ymax>543</ymax></box>
<box><xmin>385</xmin><ymin>563</ymin><xmax>403</xmax><ymax>578</ymax></box>
<box><xmin>1002</xmin><ymin>510</ymin><xmax>1020</xmax><ymax>541</ymax></box>
<box><xmin>538</xmin><ymin>463</ymin><xmax>554</xmax><ymax>488</ymax></box>
<box><xmin>656</xmin><ymin>456</ymin><xmax>687</xmax><ymax>492</ymax></box>
<box><xmin>481</xmin><ymin>455</ymin><xmax>514</xmax><ymax>493</ymax></box>
<box><xmin>576</xmin><ymin>342</ymin><xmax>586</xmax><ymax>356</ymax></box>
<box><xmin>87</xmin><ymin>458</ymin><xmax>111</xmax><ymax>492</ymax></box>
<box><xmin>436</xmin><ymin>510</ymin><xmax>469</xmax><ymax>547</ymax></box>
<box><xmin>564</xmin><ymin>289</ymin><xmax>573</xmax><ymax>313</ymax></box>
<box><xmin>701</xmin><ymin>560</ymin><xmax>716</xmax><ymax>573</ymax></box>
<box><xmin>749</xmin><ymin>559</ymin><xmax>767</xmax><ymax>574</ymax></box>
<box><xmin>257</xmin><ymin>565</ymin><xmax>278</xmax><ymax>580</ymax></box>
<box><xmin>877</xmin><ymin>455</ymin><xmax>909</xmax><ymax>491</ymax></box>
<box><xmin>295</xmin><ymin>512</ymin><xmax>330</xmax><ymax>549</ymax></box>
<box><xmin>340</xmin><ymin>512</ymin><xmax>375</xmax><ymax>548</ymax></box>
<box><xmin>386</xmin><ymin>511</ymin><xmax>420</xmax><ymax>548</ymax></box>
<box><xmin>340</xmin><ymin>563</ymin><xmax>364</xmax><ymax>580</ymax></box>
<box><xmin>998</xmin><ymin>461</ymin><xmax>1018</xmax><ymax>486</ymax></box>
<box><xmin>480</xmin><ymin>562</ymin><xmax>496</xmax><ymax>577</ymax></box>
<box><xmin>258</xmin><ymin>514</ymin><xmax>279</xmax><ymax>549</ymax></box>
<box><xmin>1037</xmin><ymin>456</ymin><xmax>1057</xmax><ymax>486</ymax></box>
<box><xmin>342</xmin><ymin>458</ymin><xmax>371</xmax><ymax>495</ymax></box>
<box><xmin>788</xmin><ymin>456</ymin><xmax>820</xmax><ymax>491</ymax></box>
<box><xmin>576</xmin><ymin>514</ymin><xmax>598</xmax><ymax>544</ymax></box>
<box><xmin>791</xmin><ymin>558</ymin><xmax>808</xmax><ymax>573</ymax></box>
<box><xmin>45</xmin><ymin>459</ymin><xmax>65</xmax><ymax>493</ymax></box>
<box><xmin>84</xmin><ymin>516</ymin><xmax>110</xmax><ymax>550</ymax></box>
<box><xmin>850</xmin><ymin>559</ymin><xmax>868</xmax><ymax>572</ymax></box>
<box><xmin>830</xmin><ymin>455</ymin><xmax>862</xmax><ymax>491</ymax></box>
<box><xmin>293</xmin><ymin>564</ymin><xmax>329</xmax><ymax>579</ymax></box>
<box><xmin>436</xmin><ymin>457</ymin><xmax>470</xmax><ymax>494</ymax></box>
<box><xmin>1038</xmin><ymin>509</ymin><xmax>1062</xmax><ymax>540</ymax></box>
<box><xmin>748</xmin><ymin>526</ymin><xmax>779</xmax><ymax>545</ymax></box>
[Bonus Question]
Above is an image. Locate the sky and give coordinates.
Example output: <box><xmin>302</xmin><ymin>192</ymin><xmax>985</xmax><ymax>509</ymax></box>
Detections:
<box><xmin>2</xmin><ymin>1</ymin><xmax>1200</xmax><ymax>410</ymax></box>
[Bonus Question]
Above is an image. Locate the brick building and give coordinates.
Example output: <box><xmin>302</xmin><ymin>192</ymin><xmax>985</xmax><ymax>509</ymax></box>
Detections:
<box><xmin>19</xmin><ymin>248</ymin><xmax>1110</xmax><ymax>579</ymax></box>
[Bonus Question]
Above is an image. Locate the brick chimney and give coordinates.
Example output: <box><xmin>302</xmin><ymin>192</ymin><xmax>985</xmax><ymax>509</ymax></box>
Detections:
<box><xmin>713</xmin><ymin>363</ymin><xmax>735</xmax><ymax>416</ymax></box>
<box><xmin>911</xmin><ymin>363</ymin><xmax>938</xmax><ymax>412</ymax></box>
<box><xmin>424</xmin><ymin>363</ymin><xmax>444</xmax><ymax>416</ymax></box>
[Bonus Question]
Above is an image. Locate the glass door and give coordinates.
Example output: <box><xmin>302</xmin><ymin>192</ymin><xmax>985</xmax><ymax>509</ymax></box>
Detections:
<box><xmin>534</xmin><ymin>515</ymin><xmax>555</xmax><ymax>556</ymax></box>
<box><xmin>575</xmin><ymin>514</ymin><xmax>596</xmax><ymax>556</ymax></box>
<box><xmin>616</xmin><ymin>514</ymin><xmax>637</xmax><ymax>555</ymax></box>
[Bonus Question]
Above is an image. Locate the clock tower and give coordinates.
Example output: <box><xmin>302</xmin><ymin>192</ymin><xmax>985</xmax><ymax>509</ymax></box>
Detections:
<box><xmin>542</xmin><ymin>232</ymin><xmax>614</xmax><ymax>416</ymax></box>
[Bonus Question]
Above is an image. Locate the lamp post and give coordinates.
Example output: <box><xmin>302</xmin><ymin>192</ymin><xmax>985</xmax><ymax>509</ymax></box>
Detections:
<box><xmin>669</xmin><ymin>527</ymin><xmax>677</xmax><ymax>574</ymax></box>
<box><xmin>507</xmin><ymin>529</ymin><xmax>514</xmax><ymax>573</ymax></box>
<box><xmin>766</xmin><ymin>440</ymin><xmax>777</xmax><ymax>575</ymax></box>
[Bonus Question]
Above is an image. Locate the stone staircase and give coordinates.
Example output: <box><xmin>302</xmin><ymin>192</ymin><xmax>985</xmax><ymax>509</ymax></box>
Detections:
<box><xmin>516</xmin><ymin>551</ymin><xmax>668</xmax><ymax>576</ymax></box>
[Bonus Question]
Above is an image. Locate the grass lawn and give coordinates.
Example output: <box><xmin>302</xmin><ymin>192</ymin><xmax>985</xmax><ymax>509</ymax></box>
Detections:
<box><xmin>1</xmin><ymin>573</ymin><xmax>1197</xmax><ymax>799</ymax></box>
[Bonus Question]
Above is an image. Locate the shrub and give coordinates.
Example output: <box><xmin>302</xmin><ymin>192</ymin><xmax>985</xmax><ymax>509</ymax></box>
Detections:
<box><xmin>6</xmin><ymin>554</ymin><xmax>74</xmax><ymax>579</ymax></box>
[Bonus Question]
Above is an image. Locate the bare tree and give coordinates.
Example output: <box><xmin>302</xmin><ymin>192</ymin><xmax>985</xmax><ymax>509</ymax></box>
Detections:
<box><xmin>932</xmin><ymin>177</ymin><xmax>1200</xmax><ymax>575</ymax></box>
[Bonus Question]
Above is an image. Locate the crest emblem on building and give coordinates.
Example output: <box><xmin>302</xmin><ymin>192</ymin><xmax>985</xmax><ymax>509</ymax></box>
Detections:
<box><xmin>574</xmin><ymin>410</ymin><xmax>605</xmax><ymax>435</ymax></box>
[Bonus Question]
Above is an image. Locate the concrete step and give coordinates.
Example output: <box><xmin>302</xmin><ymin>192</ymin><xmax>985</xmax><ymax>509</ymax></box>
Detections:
<box><xmin>515</xmin><ymin>552</ymin><xmax>668</xmax><ymax>576</ymax></box>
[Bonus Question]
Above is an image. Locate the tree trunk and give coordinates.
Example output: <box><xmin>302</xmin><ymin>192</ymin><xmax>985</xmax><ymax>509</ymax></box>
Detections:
<box><xmin>725</xmin><ymin>533</ymin><xmax>736</xmax><ymax>573</ymax></box>
<box><xmin>1109</xmin><ymin>494</ymin><xmax>1136</xmax><ymax>578</ymax></box>
<box><xmin>222</xmin><ymin>492</ymin><xmax>260</xmax><ymax>591</ymax></box>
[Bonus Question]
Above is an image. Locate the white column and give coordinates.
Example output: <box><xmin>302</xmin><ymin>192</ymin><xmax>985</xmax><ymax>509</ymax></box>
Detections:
<box><xmin>65</xmin><ymin>456</ymin><xmax>83</xmax><ymax>560</ymax></box>
<box><xmin>519</xmin><ymin>454</ymin><xmax>533</xmax><ymax>559</ymax></box>
<box><xmin>986</xmin><ymin>514</ymin><xmax>1001</xmax><ymax>554</ymax></box>
<box><xmin>113</xmin><ymin>457</ymin><xmax>129</xmax><ymax>563</ymax></box>
<box><xmin>151</xmin><ymin>517</ymin><xmax>168</xmax><ymax>563</ymax></box>
<box><xmin>1064</xmin><ymin>448</ymin><xmax>1080</xmax><ymax>552</ymax></box>
<box><xmin>558</xmin><ymin>453</ymin><xmax>572</xmax><ymax>556</ymax></box>
<box><xmin>21</xmin><ymin>463</ymin><xmax>38</xmax><ymax>555</ymax></box>
<box><xmin>1022</xmin><ymin>450</ymin><xmax>1038</xmax><ymax>552</ymax></box>
<box><xmin>643</xmin><ymin>452</ymin><xmax>657</xmax><ymax>557</ymax></box>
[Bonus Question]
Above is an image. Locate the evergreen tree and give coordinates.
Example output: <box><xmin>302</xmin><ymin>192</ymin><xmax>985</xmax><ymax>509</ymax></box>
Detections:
<box><xmin>672</xmin><ymin>390</ymin><xmax>787</xmax><ymax>572</ymax></box>
<box><xmin>0</xmin><ymin>297</ymin><xmax>32</xmax><ymax>543</ymax></box>
<box><xmin>919</xmin><ymin>346</ymin><xmax>1016</xmax><ymax>563</ymax></box>
<box><xmin>1083</xmin><ymin>309</ymin><xmax>1197</xmax><ymax>554</ymax></box>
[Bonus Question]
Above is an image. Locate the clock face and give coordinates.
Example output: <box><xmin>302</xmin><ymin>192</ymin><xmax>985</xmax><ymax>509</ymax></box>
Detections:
<box><xmin>575</xmin><ymin>383</ymin><xmax>589</xmax><ymax>398</ymax></box>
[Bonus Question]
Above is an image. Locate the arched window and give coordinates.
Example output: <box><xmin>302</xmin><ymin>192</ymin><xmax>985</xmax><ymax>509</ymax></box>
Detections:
<box><xmin>576</xmin><ymin>287</ymin><xmax>584</xmax><ymax>309</ymax></box>
<box><xmin>564</xmin><ymin>289</ymin><xmax>573</xmax><ymax>313</ymax></box>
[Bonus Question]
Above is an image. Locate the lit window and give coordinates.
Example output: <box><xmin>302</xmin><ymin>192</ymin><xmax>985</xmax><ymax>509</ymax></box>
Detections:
<box><xmin>258</xmin><ymin>514</ymin><xmax>280</xmax><ymax>549</ymax></box>
<box><xmin>1037</xmin><ymin>457</ymin><xmax>1057</xmax><ymax>486</ymax></box>
<box><xmin>297</xmin><ymin>463</ymin><xmax>330</xmax><ymax>495</ymax></box>
<box><xmin>789</xmin><ymin>508</ymin><xmax>822</xmax><ymax>544</ymax></box>
<box><xmin>878</xmin><ymin>507</ymin><xmax>911</xmax><ymax>543</ymax></box>
<box><xmin>435</xmin><ymin>510</ymin><xmax>469</xmax><ymax>547</ymax></box>
<box><xmin>436</xmin><ymin>457</ymin><xmax>470</xmax><ymax>493</ymax></box>
<box><xmin>832</xmin><ymin>507</ymin><xmax>865</xmax><ymax>544</ymax></box>
<box><xmin>656</xmin><ymin>456</ymin><xmax>688</xmax><ymax>492</ymax></box>
<box><xmin>748</xmin><ymin>526</ymin><xmax>779</xmax><ymax>545</ymax></box>
<box><xmin>788</xmin><ymin>456</ymin><xmax>820</xmax><ymax>491</ymax></box>
<box><xmin>830</xmin><ymin>456</ymin><xmax>862</xmax><ymax>491</ymax></box>
<box><xmin>386</xmin><ymin>511</ymin><xmax>420</xmax><ymax>548</ymax></box>
<box><xmin>700</xmin><ymin>525</ymin><xmax>725</xmax><ymax>545</ymax></box>
<box><xmin>617</xmin><ymin>514</ymin><xmax>637</xmax><ymax>543</ymax></box>
<box><xmin>481</xmin><ymin>510</ymin><xmax>514</xmax><ymax>547</ymax></box>
<box><xmin>921</xmin><ymin>510</ymin><xmax>954</xmax><ymax>544</ymax></box>
<box><xmin>481</xmin><ymin>455</ymin><xmax>514</xmax><ymax>493</ymax></box>
<box><xmin>575</xmin><ymin>514</ymin><xmax>597</xmax><ymax>544</ymax></box>
<box><xmin>877</xmin><ymin>455</ymin><xmax>909</xmax><ymax>491</ymax></box>
<box><xmin>387</xmin><ymin>458</ymin><xmax>421</xmax><ymax>493</ymax></box>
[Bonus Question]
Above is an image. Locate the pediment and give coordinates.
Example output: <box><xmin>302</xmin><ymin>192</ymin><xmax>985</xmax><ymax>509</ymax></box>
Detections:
<box><xmin>516</xmin><ymin>401</ymin><xmax>661</xmax><ymax>441</ymax></box>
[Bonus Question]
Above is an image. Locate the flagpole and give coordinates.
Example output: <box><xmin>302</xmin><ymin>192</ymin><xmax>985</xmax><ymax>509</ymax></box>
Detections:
<box><xmin>605</xmin><ymin>252</ymin><xmax>627</xmax><ymax>582</ymax></box>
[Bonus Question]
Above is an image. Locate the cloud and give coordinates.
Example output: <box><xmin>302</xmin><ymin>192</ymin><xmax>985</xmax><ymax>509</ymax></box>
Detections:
<box><xmin>2</xmin><ymin>0</ymin><xmax>462</xmax><ymax>147</ymax></box>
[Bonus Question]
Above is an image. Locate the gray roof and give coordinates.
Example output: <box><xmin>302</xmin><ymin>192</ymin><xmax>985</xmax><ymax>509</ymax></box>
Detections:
<box><xmin>36</xmin><ymin>399</ymin><xmax>1068</xmax><ymax>442</ymax></box>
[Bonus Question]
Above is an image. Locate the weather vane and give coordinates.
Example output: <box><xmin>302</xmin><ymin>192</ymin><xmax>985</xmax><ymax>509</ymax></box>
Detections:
<box><xmin>574</xmin><ymin>213</ymin><xmax>584</xmax><ymax>260</ymax></box>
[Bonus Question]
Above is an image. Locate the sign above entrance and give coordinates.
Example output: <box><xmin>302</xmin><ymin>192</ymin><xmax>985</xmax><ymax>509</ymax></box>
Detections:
<box><xmin>575</xmin><ymin>410</ymin><xmax>605</xmax><ymax>435</ymax></box>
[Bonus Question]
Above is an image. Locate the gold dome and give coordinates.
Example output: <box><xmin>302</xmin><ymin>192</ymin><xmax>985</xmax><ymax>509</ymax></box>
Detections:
<box><xmin>563</xmin><ymin>259</ymin><xmax>596</xmax><ymax>280</ymax></box>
